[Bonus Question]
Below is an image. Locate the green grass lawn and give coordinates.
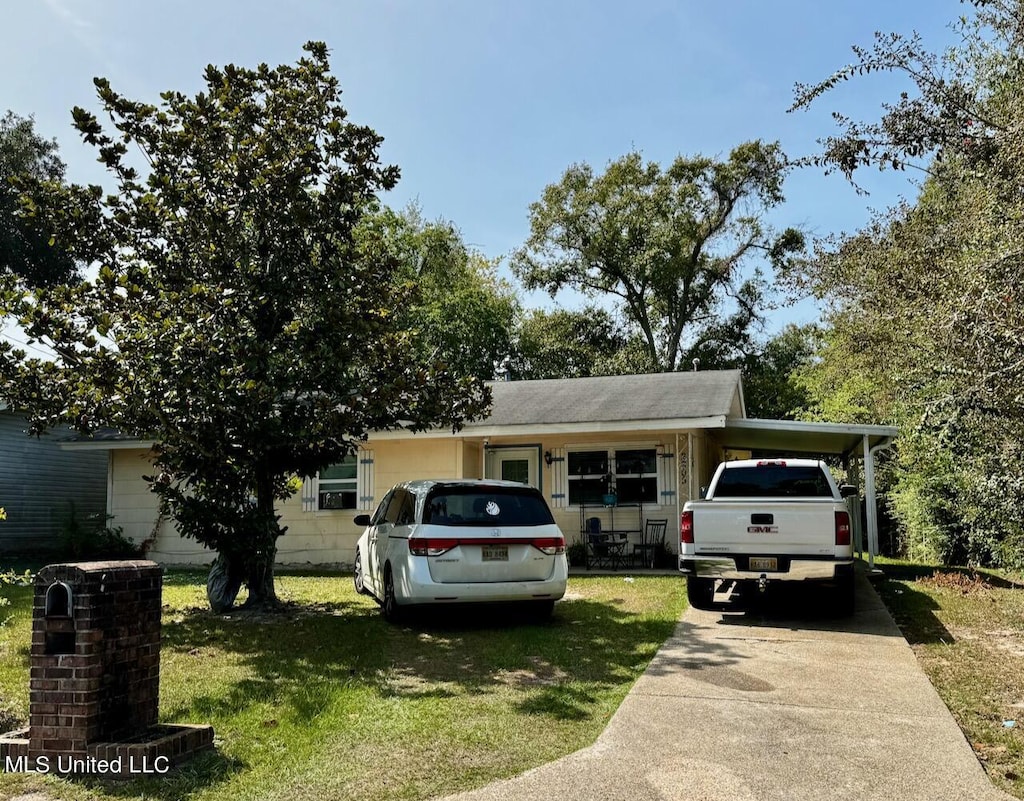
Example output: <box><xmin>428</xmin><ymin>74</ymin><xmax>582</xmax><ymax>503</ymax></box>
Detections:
<box><xmin>0</xmin><ymin>572</ymin><xmax>687</xmax><ymax>801</ymax></box>
<box><xmin>875</xmin><ymin>560</ymin><xmax>1024</xmax><ymax>800</ymax></box>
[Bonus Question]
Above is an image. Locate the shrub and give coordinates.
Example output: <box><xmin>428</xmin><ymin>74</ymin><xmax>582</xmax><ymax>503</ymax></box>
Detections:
<box><xmin>60</xmin><ymin>506</ymin><xmax>144</xmax><ymax>560</ymax></box>
<box><xmin>567</xmin><ymin>541</ymin><xmax>588</xmax><ymax>568</ymax></box>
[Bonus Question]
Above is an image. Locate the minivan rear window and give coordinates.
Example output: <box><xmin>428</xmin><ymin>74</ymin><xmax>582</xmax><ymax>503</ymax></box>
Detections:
<box><xmin>423</xmin><ymin>486</ymin><xmax>555</xmax><ymax>527</ymax></box>
<box><xmin>713</xmin><ymin>465</ymin><xmax>833</xmax><ymax>498</ymax></box>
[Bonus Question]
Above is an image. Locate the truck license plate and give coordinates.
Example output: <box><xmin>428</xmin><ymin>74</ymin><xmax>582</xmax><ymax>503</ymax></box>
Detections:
<box><xmin>749</xmin><ymin>557</ymin><xmax>778</xmax><ymax>571</ymax></box>
<box><xmin>482</xmin><ymin>545</ymin><xmax>508</xmax><ymax>562</ymax></box>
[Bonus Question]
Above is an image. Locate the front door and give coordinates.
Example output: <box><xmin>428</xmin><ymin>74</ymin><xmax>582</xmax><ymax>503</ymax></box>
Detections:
<box><xmin>487</xmin><ymin>447</ymin><xmax>539</xmax><ymax>489</ymax></box>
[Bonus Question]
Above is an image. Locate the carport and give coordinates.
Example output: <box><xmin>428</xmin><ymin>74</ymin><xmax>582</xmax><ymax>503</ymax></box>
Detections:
<box><xmin>708</xmin><ymin>419</ymin><xmax>898</xmax><ymax>571</ymax></box>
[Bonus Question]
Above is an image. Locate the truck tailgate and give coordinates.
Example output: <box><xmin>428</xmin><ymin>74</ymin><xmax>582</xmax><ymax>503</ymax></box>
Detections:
<box><xmin>691</xmin><ymin>500</ymin><xmax>839</xmax><ymax>556</ymax></box>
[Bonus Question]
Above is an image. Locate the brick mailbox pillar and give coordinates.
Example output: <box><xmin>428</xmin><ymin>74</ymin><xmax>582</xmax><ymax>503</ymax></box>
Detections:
<box><xmin>30</xmin><ymin>561</ymin><xmax>162</xmax><ymax>755</ymax></box>
<box><xmin>1</xmin><ymin>560</ymin><xmax>213</xmax><ymax>775</ymax></box>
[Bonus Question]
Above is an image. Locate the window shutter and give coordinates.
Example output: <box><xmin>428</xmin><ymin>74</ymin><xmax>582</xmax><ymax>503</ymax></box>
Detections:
<box><xmin>301</xmin><ymin>476</ymin><xmax>316</xmax><ymax>512</ymax></box>
<box><xmin>358</xmin><ymin>448</ymin><xmax>375</xmax><ymax>511</ymax></box>
<box><xmin>658</xmin><ymin>444</ymin><xmax>676</xmax><ymax>506</ymax></box>
<box><xmin>548</xmin><ymin>447</ymin><xmax>568</xmax><ymax>508</ymax></box>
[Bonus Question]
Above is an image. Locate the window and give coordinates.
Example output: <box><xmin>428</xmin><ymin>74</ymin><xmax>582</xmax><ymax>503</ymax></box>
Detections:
<box><xmin>567</xmin><ymin>446</ymin><xmax>660</xmax><ymax>506</ymax></box>
<box><xmin>385</xmin><ymin>489</ymin><xmax>416</xmax><ymax>525</ymax></box>
<box><xmin>567</xmin><ymin>450</ymin><xmax>610</xmax><ymax>506</ymax></box>
<box><xmin>614</xmin><ymin>448</ymin><xmax>658</xmax><ymax>505</ymax></box>
<box><xmin>318</xmin><ymin>456</ymin><xmax>358</xmax><ymax>510</ymax></box>
<box><xmin>423</xmin><ymin>485</ymin><xmax>555</xmax><ymax>527</ymax></box>
<box><xmin>370</xmin><ymin>489</ymin><xmax>393</xmax><ymax>524</ymax></box>
<box><xmin>713</xmin><ymin>464</ymin><xmax>833</xmax><ymax>498</ymax></box>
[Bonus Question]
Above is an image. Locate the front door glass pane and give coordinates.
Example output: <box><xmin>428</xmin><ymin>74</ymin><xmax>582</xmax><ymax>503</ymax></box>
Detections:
<box><xmin>501</xmin><ymin>458</ymin><xmax>530</xmax><ymax>484</ymax></box>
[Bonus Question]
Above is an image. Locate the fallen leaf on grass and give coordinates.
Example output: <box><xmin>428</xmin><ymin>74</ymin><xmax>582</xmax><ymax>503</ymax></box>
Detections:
<box><xmin>973</xmin><ymin>743</ymin><xmax>1008</xmax><ymax>761</ymax></box>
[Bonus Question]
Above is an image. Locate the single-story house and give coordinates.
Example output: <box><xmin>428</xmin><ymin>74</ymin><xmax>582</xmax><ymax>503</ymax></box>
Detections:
<box><xmin>58</xmin><ymin>370</ymin><xmax>898</xmax><ymax>569</ymax></box>
<box><xmin>0</xmin><ymin>406</ymin><xmax>108</xmax><ymax>554</ymax></box>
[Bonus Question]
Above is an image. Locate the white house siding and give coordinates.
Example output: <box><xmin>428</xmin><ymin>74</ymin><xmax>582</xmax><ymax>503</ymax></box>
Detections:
<box><xmin>0</xmin><ymin>413</ymin><xmax>107</xmax><ymax>554</ymax></box>
<box><xmin>108</xmin><ymin>448</ymin><xmax>206</xmax><ymax>564</ymax></box>
<box><xmin>111</xmin><ymin>438</ymin><xmax>465</xmax><ymax>568</ymax></box>
<box><xmin>107</xmin><ymin>432</ymin><xmax>713</xmax><ymax>570</ymax></box>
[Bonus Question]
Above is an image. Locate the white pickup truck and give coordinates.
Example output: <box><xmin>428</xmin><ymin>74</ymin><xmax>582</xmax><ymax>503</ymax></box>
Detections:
<box><xmin>678</xmin><ymin>458</ymin><xmax>858</xmax><ymax>614</ymax></box>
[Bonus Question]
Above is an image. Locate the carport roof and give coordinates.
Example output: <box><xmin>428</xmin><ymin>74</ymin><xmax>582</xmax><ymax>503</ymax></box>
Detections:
<box><xmin>717</xmin><ymin>418</ymin><xmax>897</xmax><ymax>458</ymax></box>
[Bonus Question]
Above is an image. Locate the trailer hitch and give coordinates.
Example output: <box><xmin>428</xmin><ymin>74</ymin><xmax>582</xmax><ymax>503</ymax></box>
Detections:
<box><xmin>758</xmin><ymin>574</ymin><xmax>768</xmax><ymax>593</ymax></box>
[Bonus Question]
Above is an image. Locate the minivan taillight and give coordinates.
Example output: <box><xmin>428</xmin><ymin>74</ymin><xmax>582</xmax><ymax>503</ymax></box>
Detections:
<box><xmin>532</xmin><ymin>536</ymin><xmax>566</xmax><ymax>555</ymax></box>
<box><xmin>835</xmin><ymin>511</ymin><xmax>851</xmax><ymax>546</ymax></box>
<box><xmin>408</xmin><ymin>537</ymin><xmax>459</xmax><ymax>556</ymax></box>
<box><xmin>680</xmin><ymin>510</ymin><xmax>694</xmax><ymax>544</ymax></box>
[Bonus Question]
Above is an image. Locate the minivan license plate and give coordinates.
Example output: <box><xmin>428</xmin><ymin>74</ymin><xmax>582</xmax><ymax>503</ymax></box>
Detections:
<box><xmin>749</xmin><ymin>557</ymin><xmax>777</xmax><ymax>571</ymax></box>
<box><xmin>482</xmin><ymin>545</ymin><xmax>508</xmax><ymax>562</ymax></box>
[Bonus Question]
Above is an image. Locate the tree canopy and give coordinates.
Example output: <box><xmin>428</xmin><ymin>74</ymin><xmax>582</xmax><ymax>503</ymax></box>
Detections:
<box><xmin>358</xmin><ymin>205</ymin><xmax>519</xmax><ymax>381</ymax></box>
<box><xmin>791</xmin><ymin>1</ymin><xmax>1024</xmax><ymax>569</ymax></box>
<box><xmin>512</xmin><ymin>144</ymin><xmax>805</xmax><ymax>372</ymax></box>
<box><xmin>509</xmin><ymin>306</ymin><xmax>628</xmax><ymax>380</ymax></box>
<box><xmin>0</xmin><ymin>43</ymin><xmax>490</xmax><ymax>609</ymax></box>
<box><xmin>739</xmin><ymin>323</ymin><xmax>818</xmax><ymax>420</ymax></box>
<box><xmin>0</xmin><ymin>111</ymin><xmax>77</xmax><ymax>287</ymax></box>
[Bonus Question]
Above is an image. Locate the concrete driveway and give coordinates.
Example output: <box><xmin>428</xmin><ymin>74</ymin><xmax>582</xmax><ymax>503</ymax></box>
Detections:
<box><xmin>437</xmin><ymin>569</ymin><xmax>1011</xmax><ymax>801</ymax></box>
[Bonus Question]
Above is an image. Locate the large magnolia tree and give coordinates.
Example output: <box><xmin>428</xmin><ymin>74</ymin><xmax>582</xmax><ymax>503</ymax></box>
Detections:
<box><xmin>0</xmin><ymin>43</ymin><xmax>490</xmax><ymax>610</ymax></box>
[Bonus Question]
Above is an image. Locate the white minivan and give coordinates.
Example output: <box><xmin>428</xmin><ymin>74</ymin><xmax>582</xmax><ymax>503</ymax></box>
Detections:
<box><xmin>352</xmin><ymin>479</ymin><xmax>568</xmax><ymax>621</ymax></box>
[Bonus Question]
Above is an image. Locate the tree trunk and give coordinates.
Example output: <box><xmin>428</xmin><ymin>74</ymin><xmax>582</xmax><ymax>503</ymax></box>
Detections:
<box><xmin>241</xmin><ymin>539</ymin><xmax>279</xmax><ymax>610</ymax></box>
<box><xmin>240</xmin><ymin>466</ymin><xmax>283</xmax><ymax>611</ymax></box>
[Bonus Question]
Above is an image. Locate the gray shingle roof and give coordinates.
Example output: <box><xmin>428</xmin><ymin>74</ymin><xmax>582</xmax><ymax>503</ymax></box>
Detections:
<box><xmin>464</xmin><ymin>370</ymin><xmax>743</xmax><ymax>428</ymax></box>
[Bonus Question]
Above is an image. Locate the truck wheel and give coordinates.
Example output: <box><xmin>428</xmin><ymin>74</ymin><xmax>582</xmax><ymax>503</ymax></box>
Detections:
<box><xmin>832</xmin><ymin>573</ymin><xmax>855</xmax><ymax>617</ymax></box>
<box><xmin>687</xmin><ymin>577</ymin><xmax>716</xmax><ymax>610</ymax></box>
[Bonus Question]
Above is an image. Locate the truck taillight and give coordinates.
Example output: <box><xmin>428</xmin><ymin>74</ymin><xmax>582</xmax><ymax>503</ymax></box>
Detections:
<box><xmin>835</xmin><ymin>511</ymin><xmax>851</xmax><ymax>546</ymax></box>
<box><xmin>680</xmin><ymin>510</ymin><xmax>694</xmax><ymax>544</ymax></box>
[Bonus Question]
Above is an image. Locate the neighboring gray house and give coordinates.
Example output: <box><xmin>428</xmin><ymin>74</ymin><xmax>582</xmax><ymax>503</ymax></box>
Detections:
<box><xmin>0</xmin><ymin>407</ymin><xmax>108</xmax><ymax>555</ymax></box>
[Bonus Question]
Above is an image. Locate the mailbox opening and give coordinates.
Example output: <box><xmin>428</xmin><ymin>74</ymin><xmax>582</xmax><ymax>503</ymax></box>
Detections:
<box><xmin>44</xmin><ymin>581</ymin><xmax>73</xmax><ymax>618</ymax></box>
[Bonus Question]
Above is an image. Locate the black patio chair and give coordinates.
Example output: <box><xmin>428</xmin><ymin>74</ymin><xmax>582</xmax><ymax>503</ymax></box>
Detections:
<box><xmin>632</xmin><ymin>518</ymin><xmax>668</xmax><ymax>569</ymax></box>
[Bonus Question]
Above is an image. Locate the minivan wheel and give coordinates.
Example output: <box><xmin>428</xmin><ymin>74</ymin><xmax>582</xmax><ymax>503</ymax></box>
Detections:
<box><xmin>382</xmin><ymin>566</ymin><xmax>403</xmax><ymax>623</ymax></box>
<box><xmin>353</xmin><ymin>548</ymin><xmax>366</xmax><ymax>595</ymax></box>
<box><xmin>530</xmin><ymin>599</ymin><xmax>555</xmax><ymax>620</ymax></box>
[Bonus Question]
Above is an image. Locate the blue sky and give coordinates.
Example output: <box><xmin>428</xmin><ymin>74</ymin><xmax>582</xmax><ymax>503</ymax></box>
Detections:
<box><xmin>2</xmin><ymin>0</ymin><xmax>964</xmax><ymax>330</ymax></box>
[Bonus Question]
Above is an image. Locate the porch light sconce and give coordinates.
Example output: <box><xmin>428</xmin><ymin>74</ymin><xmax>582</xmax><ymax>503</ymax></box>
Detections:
<box><xmin>544</xmin><ymin>450</ymin><xmax>553</xmax><ymax>466</ymax></box>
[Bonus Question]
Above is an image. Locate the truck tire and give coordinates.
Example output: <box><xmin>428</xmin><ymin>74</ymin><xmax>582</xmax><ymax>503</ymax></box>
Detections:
<box><xmin>832</xmin><ymin>572</ymin><xmax>855</xmax><ymax>617</ymax></box>
<box><xmin>687</xmin><ymin>577</ymin><xmax>717</xmax><ymax>610</ymax></box>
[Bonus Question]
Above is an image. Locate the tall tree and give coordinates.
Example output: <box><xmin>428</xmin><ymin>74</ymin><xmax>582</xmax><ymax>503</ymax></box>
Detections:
<box><xmin>0</xmin><ymin>43</ymin><xmax>490</xmax><ymax>610</ymax></box>
<box><xmin>0</xmin><ymin>112</ymin><xmax>77</xmax><ymax>287</ymax></box>
<box><xmin>509</xmin><ymin>306</ymin><xmax>628</xmax><ymax>380</ymax></box>
<box><xmin>511</xmin><ymin>144</ymin><xmax>804</xmax><ymax>372</ymax></box>
<box><xmin>740</xmin><ymin>323</ymin><xmax>818</xmax><ymax>420</ymax></box>
<box><xmin>790</xmin><ymin>1</ymin><xmax>1024</xmax><ymax>569</ymax></box>
<box><xmin>360</xmin><ymin>206</ymin><xmax>519</xmax><ymax>381</ymax></box>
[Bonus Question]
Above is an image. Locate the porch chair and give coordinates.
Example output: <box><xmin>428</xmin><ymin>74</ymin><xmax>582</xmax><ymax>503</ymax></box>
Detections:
<box><xmin>632</xmin><ymin>518</ymin><xmax>668</xmax><ymax>569</ymax></box>
<box><xmin>585</xmin><ymin>517</ymin><xmax>610</xmax><ymax>570</ymax></box>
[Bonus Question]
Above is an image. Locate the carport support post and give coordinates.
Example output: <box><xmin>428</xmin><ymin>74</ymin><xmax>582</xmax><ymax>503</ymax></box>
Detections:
<box><xmin>848</xmin><ymin>457</ymin><xmax>863</xmax><ymax>558</ymax></box>
<box><xmin>863</xmin><ymin>435</ymin><xmax>878</xmax><ymax>571</ymax></box>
